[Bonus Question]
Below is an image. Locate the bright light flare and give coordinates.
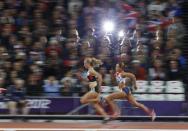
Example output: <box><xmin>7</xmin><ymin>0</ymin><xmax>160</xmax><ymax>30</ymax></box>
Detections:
<box><xmin>103</xmin><ymin>21</ymin><xmax>114</xmax><ymax>33</ymax></box>
<box><xmin>118</xmin><ymin>30</ymin><xmax>124</xmax><ymax>37</ymax></box>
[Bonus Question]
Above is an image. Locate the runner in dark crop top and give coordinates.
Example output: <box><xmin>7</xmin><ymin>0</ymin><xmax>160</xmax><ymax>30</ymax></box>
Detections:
<box><xmin>80</xmin><ymin>57</ymin><xmax>110</xmax><ymax>123</ymax></box>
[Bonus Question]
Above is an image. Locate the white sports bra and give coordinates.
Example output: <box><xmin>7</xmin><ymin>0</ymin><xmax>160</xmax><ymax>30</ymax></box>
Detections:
<box><xmin>116</xmin><ymin>72</ymin><xmax>130</xmax><ymax>84</ymax></box>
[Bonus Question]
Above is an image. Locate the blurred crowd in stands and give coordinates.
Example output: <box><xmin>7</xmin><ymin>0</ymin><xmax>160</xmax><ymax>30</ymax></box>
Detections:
<box><xmin>0</xmin><ymin>0</ymin><xmax>187</xmax><ymax>97</ymax></box>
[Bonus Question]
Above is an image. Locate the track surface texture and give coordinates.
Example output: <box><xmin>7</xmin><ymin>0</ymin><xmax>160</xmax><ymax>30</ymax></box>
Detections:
<box><xmin>0</xmin><ymin>121</ymin><xmax>188</xmax><ymax>130</ymax></box>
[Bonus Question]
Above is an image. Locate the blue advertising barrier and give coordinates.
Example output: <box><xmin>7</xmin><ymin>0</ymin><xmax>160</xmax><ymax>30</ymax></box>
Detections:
<box><xmin>0</xmin><ymin>97</ymin><xmax>186</xmax><ymax>116</ymax></box>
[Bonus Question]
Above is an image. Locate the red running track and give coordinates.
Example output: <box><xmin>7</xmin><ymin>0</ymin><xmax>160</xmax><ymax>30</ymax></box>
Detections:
<box><xmin>0</xmin><ymin>121</ymin><xmax>188</xmax><ymax>130</ymax></box>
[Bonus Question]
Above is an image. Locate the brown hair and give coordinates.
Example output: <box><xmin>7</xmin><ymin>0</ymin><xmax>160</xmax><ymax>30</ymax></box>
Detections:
<box><xmin>85</xmin><ymin>57</ymin><xmax>103</xmax><ymax>67</ymax></box>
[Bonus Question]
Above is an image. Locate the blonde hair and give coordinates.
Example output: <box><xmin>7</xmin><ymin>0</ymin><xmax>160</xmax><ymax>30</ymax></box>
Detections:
<box><xmin>85</xmin><ymin>57</ymin><xmax>103</xmax><ymax>67</ymax></box>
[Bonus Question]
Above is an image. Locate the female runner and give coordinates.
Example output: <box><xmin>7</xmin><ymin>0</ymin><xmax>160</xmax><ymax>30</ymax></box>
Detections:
<box><xmin>80</xmin><ymin>57</ymin><xmax>110</xmax><ymax>122</ymax></box>
<box><xmin>105</xmin><ymin>62</ymin><xmax>156</xmax><ymax>121</ymax></box>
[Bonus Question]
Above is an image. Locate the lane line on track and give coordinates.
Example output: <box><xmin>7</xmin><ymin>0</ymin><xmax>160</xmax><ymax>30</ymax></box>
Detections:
<box><xmin>1</xmin><ymin>129</ymin><xmax>188</xmax><ymax>131</ymax></box>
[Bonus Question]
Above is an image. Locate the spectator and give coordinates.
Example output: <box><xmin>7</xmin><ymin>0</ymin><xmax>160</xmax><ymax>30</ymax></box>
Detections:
<box><xmin>151</xmin><ymin>48</ymin><xmax>163</xmax><ymax>61</ymax></box>
<box><xmin>0</xmin><ymin>47</ymin><xmax>9</xmax><ymax>65</ymax></box>
<box><xmin>167</xmin><ymin>15</ymin><xmax>185</xmax><ymax>47</ymax></box>
<box><xmin>83</xmin><ymin>28</ymin><xmax>98</xmax><ymax>53</ymax></box>
<box><xmin>43</xmin><ymin>76</ymin><xmax>61</xmax><ymax>97</ymax></box>
<box><xmin>74</xmin><ymin>67</ymin><xmax>89</xmax><ymax>94</ymax></box>
<box><xmin>68</xmin><ymin>29</ymin><xmax>80</xmax><ymax>46</ymax></box>
<box><xmin>0</xmin><ymin>77</ymin><xmax>5</xmax><ymax>90</ymax></box>
<box><xmin>12</xmin><ymin>60</ymin><xmax>26</xmax><ymax>79</ymax></box>
<box><xmin>44</xmin><ymin>50</ymin><xmax>62</xmax><ymax>78</ymax></box>
<box><xmin>60</xmin><ymin>71</ymin><xmax>77</xmax><ymax>96</ymax></box>
<box><xmin>26</xmin><ymin>74</ymin><xmax>43</xmax><ymax>96</ymax></box>
<box><xmin>2</xmin><ymin>60</ymin><xmax>12</xmax><ymax>85</ymax></box>
<box><xmin>62</xmin><ymin>48</ymin><xmax>79</xmax><ymax>73</ymax></box>
<box><xmin>80</xmin><ymin>40</ymin><xmax>92</xmax><ymax>57</ymax></box>
<box><xmin>83</xmin><ymin>0</ymin><xmax>101</xmax><ymax>17</ymax></box>
<box><xmin>15</xmin><ymin>11</ymin><xmax>29</xmax><ymax>27</ymax></box>
<box><xmin>120</xmin><ymin>43</ymin><xmax>131</xmax><ymax>55</ymax></box>
<box><xmin>166</xmin><ymin>60</ymin><xmax>183</xmax><ymax>80</ymax></box>
<box><xmin>165</xmin><ymin>38</ymin><xmax>176</xmax><ymax>53</ymax></box>
<box><xmin>49</xmin><ymin>27</ymin><xmax>66</xmax><ymax>43</ymax></box>
<box><xmin>149</xmin><ymin>59</ymin><xmax>166</xmax><ymax>80</ymax></box>
<box><xmin>132</xmin><ymin>42</ymin><xmax>148</xmax><ymax>67</ymax></box>
<box><xmin>45</xmin><ymin>39</ymin><xmax>62</xmax><ymax>57</ymax></box>
<box><xmin>1</xmin><ymin>24</ymin><xmax>14</xmax><ymax>46</ymax></box>
<box><xmin>168</xmin><ymin>48</ymin><xmax>187</xmax><ymax>68</ymax></box>
<box><xmin>30</xmin><ymin>41</ymin><xmax>46</xmax><ymax>61</ymax></box>
<box><xmin>6</xmin><ymin>78</ymin><xmax>29</xmax><ymax>115</ymax></box>
<box><xmin>0</xmin><ymin>67</ymin><xmax>7</xmax><ymax>80</ymax></box>
<box><xmin>148</xmin><ymin>0</ymin><xmax>167</xmax><ymax>18</ymax></box>
<box><xmin>68</xmin><ymin>0</ymin><xmax>83</xmax><ymax>16</ymax></box>
<box><xmin>131</xmin><ymin>60</ymin><xmax>147</xmax><ymax>80</ymax></box>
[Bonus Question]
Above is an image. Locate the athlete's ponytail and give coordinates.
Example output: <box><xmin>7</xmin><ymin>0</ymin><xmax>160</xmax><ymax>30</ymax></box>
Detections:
<box><xmin>91</xmin><ymin>57</ymin><xmax>103</xmax><ymax>67</ymax></box>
